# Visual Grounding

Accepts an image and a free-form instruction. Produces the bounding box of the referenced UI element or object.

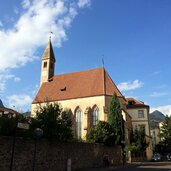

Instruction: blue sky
[0,0,171,115]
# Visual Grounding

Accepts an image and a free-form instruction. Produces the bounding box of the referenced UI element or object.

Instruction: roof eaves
[32,94,107,104]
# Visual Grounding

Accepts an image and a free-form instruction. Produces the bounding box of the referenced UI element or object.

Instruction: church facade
[31,40,131,140]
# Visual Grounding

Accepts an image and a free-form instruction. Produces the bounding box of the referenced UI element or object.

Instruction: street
[82,162,171,171]
[112,162,171,171]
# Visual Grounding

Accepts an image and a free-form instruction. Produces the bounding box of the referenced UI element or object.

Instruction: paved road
[81,162,171,171]
[113,162,171,171]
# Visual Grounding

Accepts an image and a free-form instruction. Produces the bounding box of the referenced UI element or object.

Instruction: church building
[31,39,131,140]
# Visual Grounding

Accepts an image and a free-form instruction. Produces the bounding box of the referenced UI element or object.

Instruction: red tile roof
[33,67,124,103]
[126,98,149,108]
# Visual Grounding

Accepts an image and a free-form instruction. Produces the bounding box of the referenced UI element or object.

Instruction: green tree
[86,121,116,145]
[31,103,73,141]
[158,115,171,152]
[108,92,123,144]
[125,127,148,153]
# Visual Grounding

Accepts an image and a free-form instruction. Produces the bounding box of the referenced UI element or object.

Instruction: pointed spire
[102,58,104,68]
[42,38,56,62]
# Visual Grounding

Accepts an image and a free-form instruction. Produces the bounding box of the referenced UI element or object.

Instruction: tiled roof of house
[0,106,16,114]
[33,67,124,103]
[126,97,149,108]
[0,99,16,114]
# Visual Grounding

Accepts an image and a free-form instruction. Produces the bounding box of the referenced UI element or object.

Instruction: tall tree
[108,92,123,144]
[158,115,171,152]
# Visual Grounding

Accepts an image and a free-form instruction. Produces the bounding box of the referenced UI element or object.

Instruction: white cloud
[150,105,171,116]
[6,94,32,111]
[0,0,91,72]
[77,0,91,8]
[150,92,167,97]
[5,84,38,111]
[0,73,21,93]
[117,80,143,91]
[0,0,91,93]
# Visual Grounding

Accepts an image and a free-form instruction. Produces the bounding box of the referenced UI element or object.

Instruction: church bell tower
[40,38,56,86]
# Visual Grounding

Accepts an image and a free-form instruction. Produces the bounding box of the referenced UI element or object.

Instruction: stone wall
[0,136,122,171]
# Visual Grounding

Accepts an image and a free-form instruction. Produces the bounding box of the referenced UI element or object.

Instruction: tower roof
[42,39,56,62]
[33,67,125,103]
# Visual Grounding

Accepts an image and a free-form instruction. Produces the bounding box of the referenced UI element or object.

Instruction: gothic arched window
[92,106,99,126]
[76,108,82,139]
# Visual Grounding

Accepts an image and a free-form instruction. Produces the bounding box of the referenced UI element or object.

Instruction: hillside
[0,99,4,107]
[149,110,165,129]
[22,111,31,117]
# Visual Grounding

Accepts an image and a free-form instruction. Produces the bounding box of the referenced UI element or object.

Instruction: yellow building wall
[32,95,106,139]
[32,95,132,146]
[127,108,150,136]
[127,107,153,160]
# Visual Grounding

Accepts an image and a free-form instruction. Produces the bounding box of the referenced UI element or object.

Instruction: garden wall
[0,136,122,171]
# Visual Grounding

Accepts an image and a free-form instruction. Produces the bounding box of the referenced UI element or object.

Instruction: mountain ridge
[149,110,165,128]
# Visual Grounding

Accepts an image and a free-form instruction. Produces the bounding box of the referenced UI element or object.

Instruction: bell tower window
[43,62,47,68]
